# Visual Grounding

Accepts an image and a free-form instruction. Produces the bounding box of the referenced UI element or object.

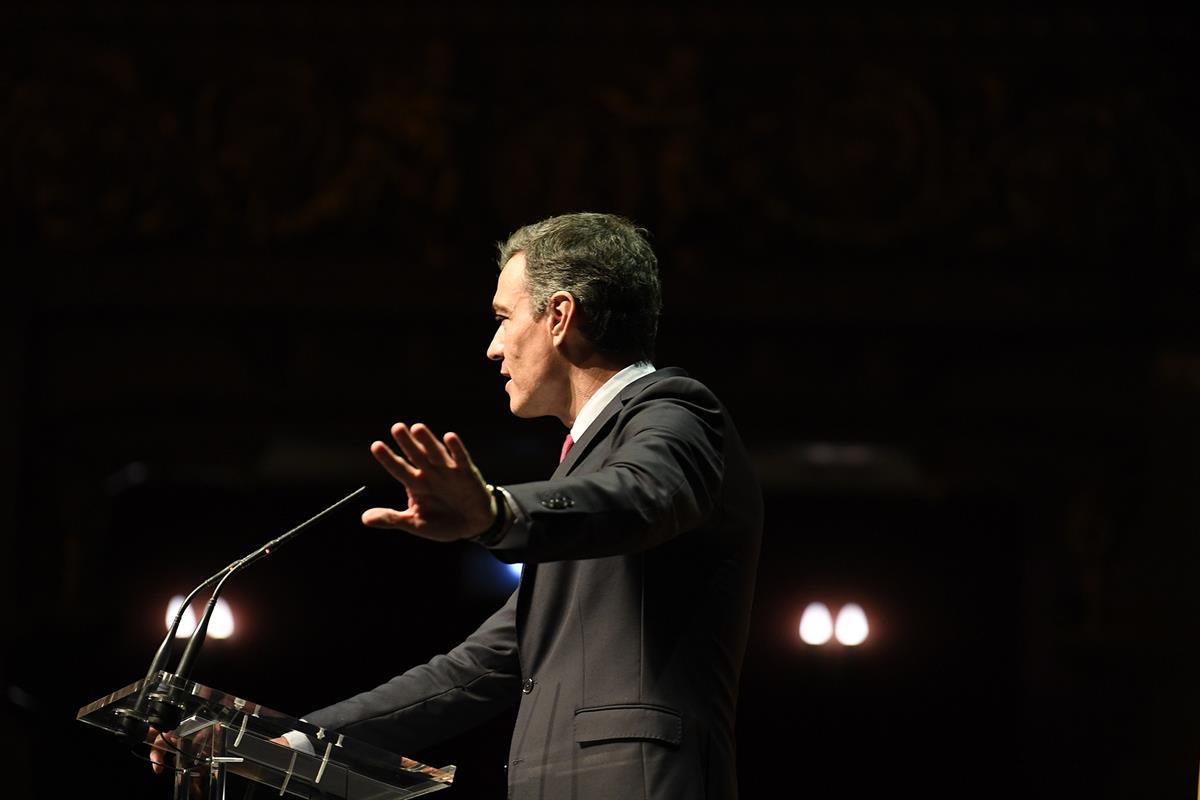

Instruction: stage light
[507,563,523,579]
[209,598,235,639]
[165,595,234,639]
[799,602,834,645]
[834,603,869,646]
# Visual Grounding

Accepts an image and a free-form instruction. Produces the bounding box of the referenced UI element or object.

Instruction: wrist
[472,484,511,546]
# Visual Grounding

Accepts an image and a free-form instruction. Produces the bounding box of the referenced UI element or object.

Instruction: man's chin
[507,396,545,419]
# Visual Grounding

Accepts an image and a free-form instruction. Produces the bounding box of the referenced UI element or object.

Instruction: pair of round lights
[799,602,869,646]
[165,595,235,639]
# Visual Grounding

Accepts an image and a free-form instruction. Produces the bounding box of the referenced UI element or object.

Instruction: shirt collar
[569,361,656,442]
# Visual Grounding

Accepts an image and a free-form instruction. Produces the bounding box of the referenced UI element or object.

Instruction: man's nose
[487,328,503,361]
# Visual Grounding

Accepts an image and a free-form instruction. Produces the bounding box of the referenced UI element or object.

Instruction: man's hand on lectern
[147,725,290,775]
[147,726,171,774]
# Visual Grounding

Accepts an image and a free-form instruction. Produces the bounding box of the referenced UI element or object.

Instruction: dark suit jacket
[305,368,763,799]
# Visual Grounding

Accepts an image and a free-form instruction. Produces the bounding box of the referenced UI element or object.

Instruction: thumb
[362,507,416,529]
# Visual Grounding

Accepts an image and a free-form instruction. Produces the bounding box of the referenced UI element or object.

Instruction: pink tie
[559,433,574,464]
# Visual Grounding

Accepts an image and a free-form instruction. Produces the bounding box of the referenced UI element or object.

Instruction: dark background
[3,5,1199,799]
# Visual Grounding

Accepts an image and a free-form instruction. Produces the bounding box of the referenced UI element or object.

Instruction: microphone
[117,486,366,744]
[117,565,228,745]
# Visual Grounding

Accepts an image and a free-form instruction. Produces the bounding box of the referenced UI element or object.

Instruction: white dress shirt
[569,361,656,444]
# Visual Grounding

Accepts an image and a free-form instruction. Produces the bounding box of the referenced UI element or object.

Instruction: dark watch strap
[473,484,510,546]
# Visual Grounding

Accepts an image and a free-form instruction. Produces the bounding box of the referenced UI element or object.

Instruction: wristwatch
[473,484,511,546]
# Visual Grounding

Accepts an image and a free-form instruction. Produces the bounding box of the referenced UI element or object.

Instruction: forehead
[493,252,528,308]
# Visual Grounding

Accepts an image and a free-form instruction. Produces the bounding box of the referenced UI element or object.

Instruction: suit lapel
[551,367,687,478]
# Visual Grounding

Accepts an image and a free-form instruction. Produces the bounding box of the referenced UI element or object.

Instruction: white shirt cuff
[280,729,315,754]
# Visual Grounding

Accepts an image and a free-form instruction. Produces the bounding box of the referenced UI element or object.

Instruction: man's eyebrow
[492,302,510,314]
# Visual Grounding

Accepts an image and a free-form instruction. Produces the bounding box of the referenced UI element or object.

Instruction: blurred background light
[165,595,234,639]
[834,603,869,646]
[459,547,524,597]
[799,602,834,645]
[165,594,196,638]
[208,597,235,639]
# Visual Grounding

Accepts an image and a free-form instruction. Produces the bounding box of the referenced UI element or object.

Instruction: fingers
[374,423,480,491]
[443,432,476,472]
[391,423,452,468]
[388,424,426,468]
[411,424,454,466]
[149,731,167,774]
[370,440,419,484]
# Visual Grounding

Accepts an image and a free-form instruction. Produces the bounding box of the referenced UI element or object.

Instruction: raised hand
[362,423,497,542]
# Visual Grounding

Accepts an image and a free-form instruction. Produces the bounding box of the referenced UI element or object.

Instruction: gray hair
[496,212,662,363]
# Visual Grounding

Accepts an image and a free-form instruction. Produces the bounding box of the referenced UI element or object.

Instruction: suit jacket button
[521,677,536,694]
[539,494,574,509]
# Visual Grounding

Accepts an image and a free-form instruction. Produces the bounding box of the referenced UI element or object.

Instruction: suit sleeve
[300,589,522,755]
[490,379,726,563]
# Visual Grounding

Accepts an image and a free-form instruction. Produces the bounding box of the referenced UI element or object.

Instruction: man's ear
[546,291,576,343]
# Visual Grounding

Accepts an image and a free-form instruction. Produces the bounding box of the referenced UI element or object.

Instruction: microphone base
[113,707,150,746]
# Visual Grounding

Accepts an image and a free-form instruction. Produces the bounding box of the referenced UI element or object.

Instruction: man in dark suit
[302,213,762,798]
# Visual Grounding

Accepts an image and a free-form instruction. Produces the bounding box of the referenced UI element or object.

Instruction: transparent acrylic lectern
[78,671,455,799]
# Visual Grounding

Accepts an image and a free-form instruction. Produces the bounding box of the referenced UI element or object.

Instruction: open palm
[361,423,496,542]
